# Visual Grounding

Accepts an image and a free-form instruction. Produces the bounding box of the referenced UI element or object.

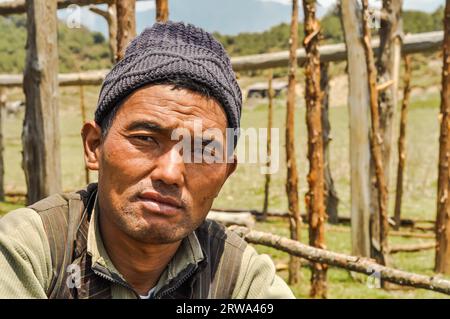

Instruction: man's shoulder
[198,218,248,251]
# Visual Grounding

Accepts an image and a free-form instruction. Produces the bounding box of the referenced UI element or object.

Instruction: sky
[0,0,446,36]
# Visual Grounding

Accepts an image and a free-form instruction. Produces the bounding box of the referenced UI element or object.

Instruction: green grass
[0,85,447,298]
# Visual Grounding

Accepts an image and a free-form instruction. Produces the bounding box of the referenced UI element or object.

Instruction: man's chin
[124,219,193,244]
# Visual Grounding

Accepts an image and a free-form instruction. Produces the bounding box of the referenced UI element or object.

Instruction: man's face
[82,85,237,244]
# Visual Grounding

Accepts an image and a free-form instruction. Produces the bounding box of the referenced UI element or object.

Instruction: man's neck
[98,212,181,296]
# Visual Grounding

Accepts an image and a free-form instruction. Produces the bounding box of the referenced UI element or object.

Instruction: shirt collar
[86,193,205,284]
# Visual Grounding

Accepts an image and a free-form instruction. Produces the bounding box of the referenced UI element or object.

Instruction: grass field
[0,83,448,298]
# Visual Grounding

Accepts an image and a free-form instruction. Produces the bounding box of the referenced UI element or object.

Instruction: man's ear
[81,121,102,171]
[225,154,238,179]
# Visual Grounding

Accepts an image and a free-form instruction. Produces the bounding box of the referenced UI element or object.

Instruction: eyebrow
[125,121,167,133]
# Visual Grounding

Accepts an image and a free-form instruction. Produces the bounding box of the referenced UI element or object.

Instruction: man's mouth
[137,191,184,215]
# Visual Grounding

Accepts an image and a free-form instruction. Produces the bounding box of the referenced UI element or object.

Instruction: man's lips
[137,191,184,215]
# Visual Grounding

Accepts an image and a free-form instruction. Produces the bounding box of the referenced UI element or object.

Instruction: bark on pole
[435,0,450,275]
[376,0,403,196]
[0,89,4,201]
[89,2,118,63]
[262,71,274,220]
[79,86,90,185]
[155,0,169,22]
[116,0,136,61]
[302,0,327,298]
[393,55,412,230]
[230,226,450,296]
[22,0,61,205]
[340,0,372,258]
[320,63,339,224]
[361,0,390,267]
[370,0,403,257]
[286,0,302,285]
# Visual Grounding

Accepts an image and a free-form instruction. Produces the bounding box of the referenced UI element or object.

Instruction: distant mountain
[59,0,327,37]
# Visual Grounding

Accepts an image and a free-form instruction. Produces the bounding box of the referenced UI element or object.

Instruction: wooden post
[302,0,327,298]
[116,0,136,61]
[376,0,403,195]
[340,0,372,258]
[435,0,450,275]
[89,2,117,63]
[370,0,403,258]
[362,0,390,267]
[79,85,90,185]
[155,0,169,22]
[22,0,61,205]
[262,71,274,220]
[393,55,412,230]
[0,89,5,201]
[286,0,302,285]
[320,63,339,224]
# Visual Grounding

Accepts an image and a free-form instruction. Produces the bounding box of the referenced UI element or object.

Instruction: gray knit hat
[95,21,242,146]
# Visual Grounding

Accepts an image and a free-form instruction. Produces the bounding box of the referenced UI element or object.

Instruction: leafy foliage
[0,14,111,73]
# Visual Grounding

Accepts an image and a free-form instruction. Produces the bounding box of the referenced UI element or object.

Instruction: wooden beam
[0,70,109,88]
[0,0,113,15]
[230,226,450,295]
[22,0,62,204]
[230,31,443,72]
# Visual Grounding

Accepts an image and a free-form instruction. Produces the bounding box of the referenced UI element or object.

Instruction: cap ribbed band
[95,21,242,146]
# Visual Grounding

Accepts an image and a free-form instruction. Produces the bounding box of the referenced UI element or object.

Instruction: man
[0,22,294,299]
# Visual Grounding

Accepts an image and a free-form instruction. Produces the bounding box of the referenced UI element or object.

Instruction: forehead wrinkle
[123,86,227,131]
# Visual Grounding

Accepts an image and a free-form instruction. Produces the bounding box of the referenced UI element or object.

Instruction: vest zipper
[155,264,198,299]
[91,266,140,298]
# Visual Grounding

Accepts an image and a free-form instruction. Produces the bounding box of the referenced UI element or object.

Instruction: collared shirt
[0,206,295,299]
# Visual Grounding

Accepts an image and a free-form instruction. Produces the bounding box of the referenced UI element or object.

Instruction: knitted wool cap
[95,21,242,146]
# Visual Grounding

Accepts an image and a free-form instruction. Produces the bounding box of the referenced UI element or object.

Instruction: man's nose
[150,146,185,187]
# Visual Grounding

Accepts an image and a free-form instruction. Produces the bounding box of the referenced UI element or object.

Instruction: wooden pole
[370,0,403,259]
[302,0,327,299]
[0,89,5,201]
[89,2,117,63]
[340,0,372,258]
[286,0,302,285]
[361,0,390,267]
[262,71,274,220]
[155,0,169,22]
[435,0,450,275]
[320,63,339,224]
[116,0,136,61]
[22,0,62,205]
[230,226,450,296]
[376,0,403,199]
[79,85,90,185]
[393,55,412,230]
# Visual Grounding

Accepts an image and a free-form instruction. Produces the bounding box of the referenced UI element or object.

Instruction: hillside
[0,14,112,73]
[0,7,445,73]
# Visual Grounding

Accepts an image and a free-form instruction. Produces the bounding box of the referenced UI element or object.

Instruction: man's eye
[133,136,156,143]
